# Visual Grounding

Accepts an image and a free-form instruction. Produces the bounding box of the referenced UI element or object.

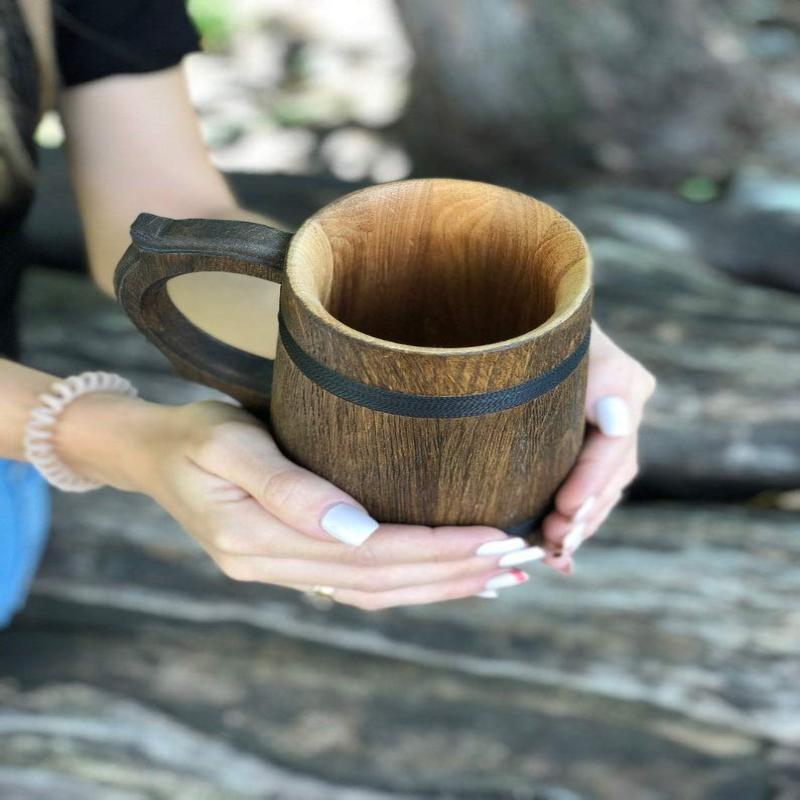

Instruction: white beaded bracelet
[23,371,138,492]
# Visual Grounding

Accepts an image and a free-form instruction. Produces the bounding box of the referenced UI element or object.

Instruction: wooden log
[0,624,772,799]
[770,747,800,800]
[2,488,795,797]
[26,489,800,744]
[0,685,411,800]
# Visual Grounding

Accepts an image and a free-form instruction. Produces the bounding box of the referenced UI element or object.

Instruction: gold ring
[303,584,337,609]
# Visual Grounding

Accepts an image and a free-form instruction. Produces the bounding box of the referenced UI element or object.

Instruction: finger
[544,484,626,563]
[544,451,634,557]
[553,430,635,519]
[541,511,571,555]
[560,486,624,555]
[197,423,381,546]
[289,568,531,610]
[209,500,535,565]
[550,322,652,527]
[582,488,624,536]
[539,482,626,572]
[542,550,574,576]
[584,322,656,437]
[213,548,545,593]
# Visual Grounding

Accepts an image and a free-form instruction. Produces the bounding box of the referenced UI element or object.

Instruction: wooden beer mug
[115,179,592,538]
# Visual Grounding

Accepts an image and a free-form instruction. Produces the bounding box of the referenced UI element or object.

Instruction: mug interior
[288,179,590,350]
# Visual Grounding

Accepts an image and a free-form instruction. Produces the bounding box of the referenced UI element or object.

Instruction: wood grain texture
[4,486,795,798]
[115,179,592,536]
[275,179,592,533]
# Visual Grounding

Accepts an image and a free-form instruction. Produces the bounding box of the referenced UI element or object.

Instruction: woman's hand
[539,322,657,573]
[58,396,542,609]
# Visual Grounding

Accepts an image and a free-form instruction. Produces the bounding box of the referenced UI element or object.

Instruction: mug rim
[285,177,592,356]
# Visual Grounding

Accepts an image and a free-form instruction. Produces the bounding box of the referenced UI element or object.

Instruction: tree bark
[395,0,768,186]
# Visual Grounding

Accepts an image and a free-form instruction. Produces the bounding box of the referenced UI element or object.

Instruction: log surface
[3,485,797,798]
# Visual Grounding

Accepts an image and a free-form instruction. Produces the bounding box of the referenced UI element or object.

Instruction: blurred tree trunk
[395,0,768,187]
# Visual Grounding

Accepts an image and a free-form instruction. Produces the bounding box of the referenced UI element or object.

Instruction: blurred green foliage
[186,0,237,51]
[678,176,720,202]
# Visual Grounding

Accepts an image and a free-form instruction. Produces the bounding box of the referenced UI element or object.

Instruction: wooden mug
[115,179,592,538]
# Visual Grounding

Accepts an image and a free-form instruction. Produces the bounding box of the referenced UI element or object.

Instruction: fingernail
[484,569,529,592]
[573,495,596,523]
[562,523,586,554]
[475,537,527,556]
[595,395,632,437]
[320,503,380,546]
[498,546,546,568]
[475,590,498,598]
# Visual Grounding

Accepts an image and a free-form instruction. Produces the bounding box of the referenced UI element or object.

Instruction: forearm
[72,196,281,299]
[0,358,161,490]
[61,67,286,298]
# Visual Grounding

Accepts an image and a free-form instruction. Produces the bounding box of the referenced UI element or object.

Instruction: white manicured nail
[498,546,546,567]
[562,523,587,553]
[573,495,596,523]
[475,590,498,598]
[484,571,529,592]
[595,395,632,437]
[475,537,527,556]
[320,503,380,546]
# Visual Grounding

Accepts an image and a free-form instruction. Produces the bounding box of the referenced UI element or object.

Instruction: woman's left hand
[540,321,657,573]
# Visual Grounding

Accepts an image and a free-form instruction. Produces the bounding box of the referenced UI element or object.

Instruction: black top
[53,0,200,87]
[0,0,199,359]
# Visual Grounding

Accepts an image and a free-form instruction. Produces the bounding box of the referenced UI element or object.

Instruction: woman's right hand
[58,395,541,609]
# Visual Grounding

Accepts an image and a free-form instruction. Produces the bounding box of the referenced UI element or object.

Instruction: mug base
[502,500,554,542]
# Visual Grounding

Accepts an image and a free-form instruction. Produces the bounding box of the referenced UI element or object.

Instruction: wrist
[55,392,171,493]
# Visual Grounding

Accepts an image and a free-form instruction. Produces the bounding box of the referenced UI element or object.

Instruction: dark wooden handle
[114,213,293,418]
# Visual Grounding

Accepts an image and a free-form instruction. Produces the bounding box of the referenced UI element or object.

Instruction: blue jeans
[0,459,51,628]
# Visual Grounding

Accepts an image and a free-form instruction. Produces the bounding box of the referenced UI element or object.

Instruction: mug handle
[114,213,293,419]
